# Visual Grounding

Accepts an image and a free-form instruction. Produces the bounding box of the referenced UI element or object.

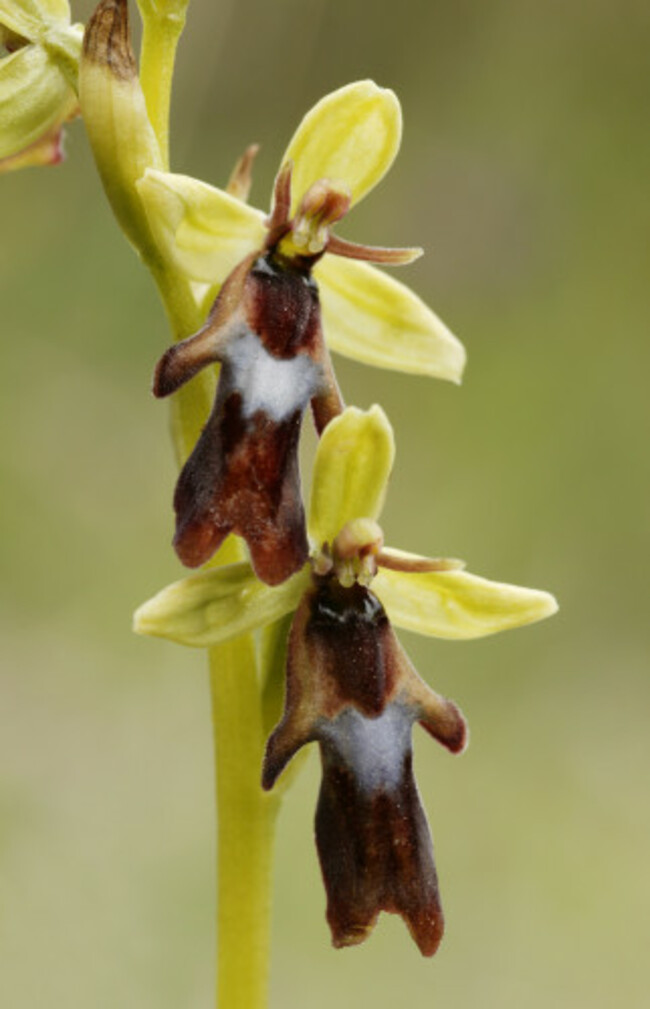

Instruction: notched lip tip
[331,924,374,950]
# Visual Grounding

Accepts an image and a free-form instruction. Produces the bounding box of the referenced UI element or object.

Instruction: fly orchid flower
[134,406,558,953]
[262,518,468,956]
[151,166,352,584]
[0,0,82,173]
[137,80,466,383]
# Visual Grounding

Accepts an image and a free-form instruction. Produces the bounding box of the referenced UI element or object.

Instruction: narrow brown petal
[265,162,293,247]
[377,549,465,574]
[326,234,423,265]
[83,0,136,81]
[226,143,260,202]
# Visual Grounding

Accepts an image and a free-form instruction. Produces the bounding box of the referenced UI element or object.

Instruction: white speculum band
[224,328,323,422]
[318,703,414,793]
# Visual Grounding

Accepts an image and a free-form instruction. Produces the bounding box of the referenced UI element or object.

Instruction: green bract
[134,406,558,649]
[136,81,467,382]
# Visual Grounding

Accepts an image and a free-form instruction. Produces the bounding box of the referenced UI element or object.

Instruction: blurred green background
[1,0,649,1006]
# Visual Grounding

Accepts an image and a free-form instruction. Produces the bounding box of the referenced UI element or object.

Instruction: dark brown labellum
[154,251,342,585]
[263,575,468,954]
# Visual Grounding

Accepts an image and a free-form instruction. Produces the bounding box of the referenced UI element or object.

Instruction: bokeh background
[2,1,649,1006]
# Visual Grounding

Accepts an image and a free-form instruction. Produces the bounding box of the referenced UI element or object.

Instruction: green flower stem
[81,4,278,1002]
[211,638,280,1009]
[137,3,188,170]
[151,259,278,1009]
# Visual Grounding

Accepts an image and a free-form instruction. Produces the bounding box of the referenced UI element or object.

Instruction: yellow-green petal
[374,567,558,640]
[137,169,266,282]
[133,562,308,648]
[315,254,466,381]
[0,0,70,39]
[0,121,63,172]
[0,44,76,159]
[309,405,395,545]
[282,80,401,214]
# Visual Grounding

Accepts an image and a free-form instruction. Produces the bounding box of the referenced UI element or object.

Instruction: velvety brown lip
[153,249,343,583]
[262,575,467,953]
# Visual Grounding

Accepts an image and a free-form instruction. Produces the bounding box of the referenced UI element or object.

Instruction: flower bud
[79,0,162,255]
[0,3,81,172]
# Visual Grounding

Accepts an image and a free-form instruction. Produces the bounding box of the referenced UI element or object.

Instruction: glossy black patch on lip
[309,577,387,626]
[306,579,393,717]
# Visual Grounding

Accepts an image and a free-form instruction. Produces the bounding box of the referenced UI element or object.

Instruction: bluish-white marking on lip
[319,704,413,792]
[224,328,322,421]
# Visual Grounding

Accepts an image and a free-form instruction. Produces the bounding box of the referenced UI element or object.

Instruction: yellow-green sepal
[315,254,466,381]
[0,0,71,39]
[133,562,308,648]
[137,169,266,282]
[0,42,77,160]
[374,566,559,640]
[308,405,395,546]
[281,80,401,214]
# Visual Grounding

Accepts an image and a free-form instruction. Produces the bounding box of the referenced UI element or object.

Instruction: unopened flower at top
[0,0,82,172]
